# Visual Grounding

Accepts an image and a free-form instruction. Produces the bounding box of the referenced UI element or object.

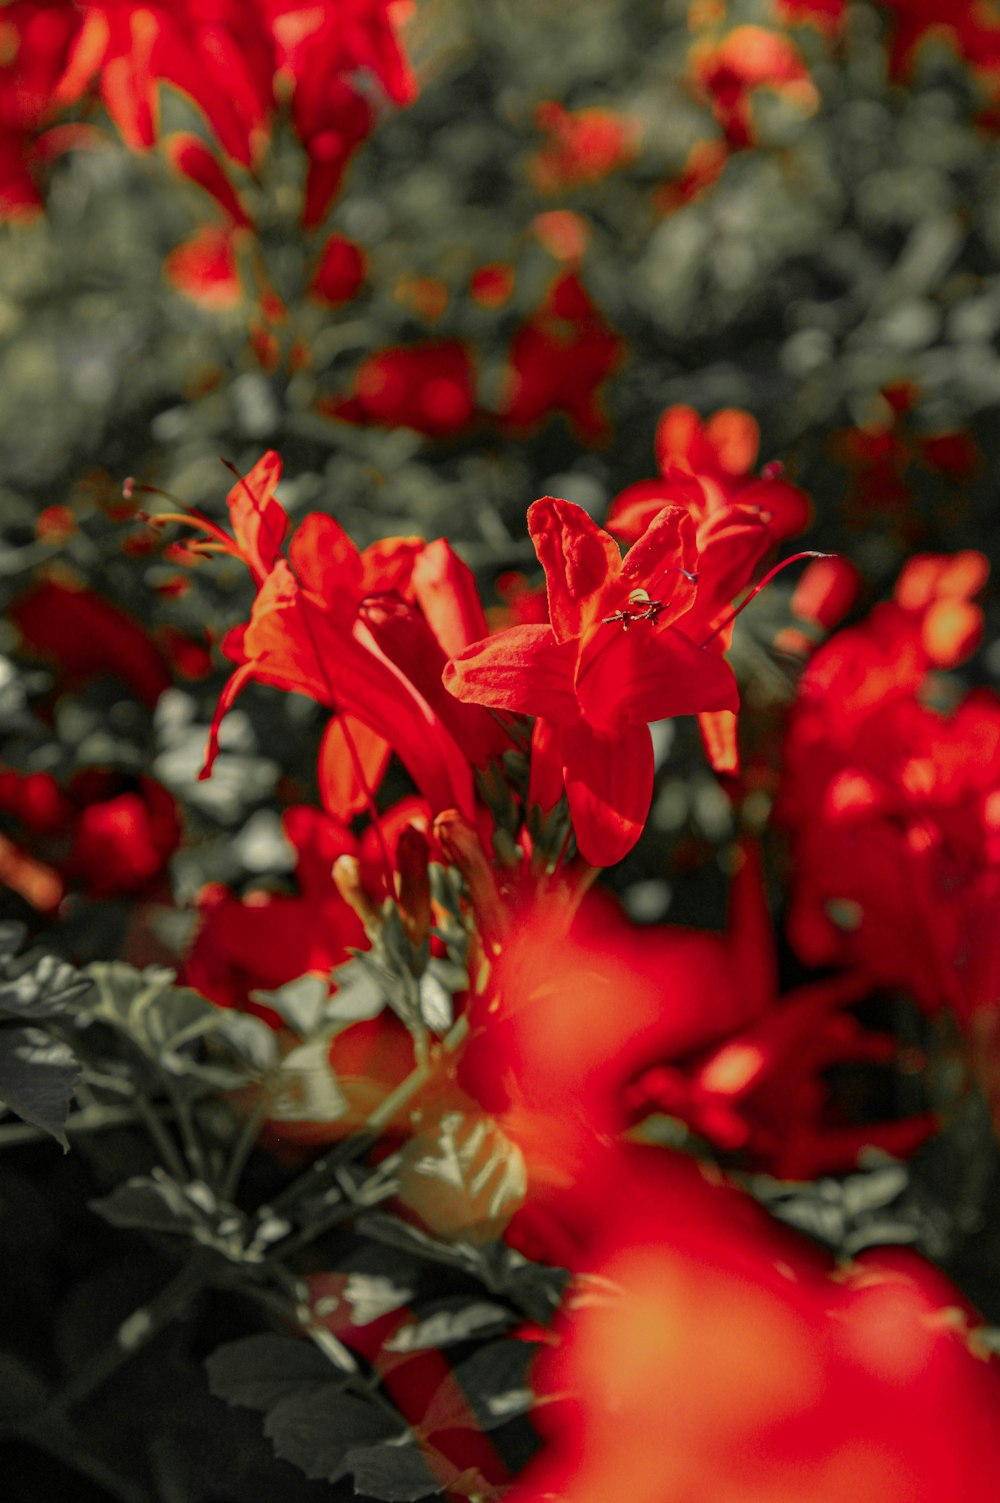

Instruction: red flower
[11,574,172,706]
[607,405,812,772]
[164,224,244,309]
[307,231,367,308]
[528,102,640,193]
[67,772,180,897]
[444,498,738,867]
[499,272,623,442]
[183,805,365,1018]
[690,24,818,149]
[190,455,508,822]
[321,341,477,438]
[779,561,1000,1039]
[509,1149,1000,1503]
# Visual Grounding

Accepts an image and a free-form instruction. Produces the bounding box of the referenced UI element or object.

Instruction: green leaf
[356,1214,483,1279]
[384,1300,512,1353]
[206,1334,349,1412]
[269,1036,349,1122]
[396,1110,526,1242]
[345,1441,454,1501]
[263,1387,403,1481]
[0,1025,79,1148]
[89,1169,271,1264]
[328,960,388,1022]
[420,1340,538,1433]
[0,949,93,1021]
[212,1011,279,1073]
[81,962,226,1062]
[250,974,330,1037]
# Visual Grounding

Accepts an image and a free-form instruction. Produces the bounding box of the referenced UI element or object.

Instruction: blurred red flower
[509,1149,1000,1503]
[528,102,640,193]
[499,272,623,442]
[321,341,477,437]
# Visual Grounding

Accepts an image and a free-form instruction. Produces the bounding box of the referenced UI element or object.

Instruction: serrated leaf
[264,1386,403,1481]
[250,975,330,1037]
[82,962,225,1061]
[0,1025,79,1147]
[270,1036,348,1122]
[420,1340,539,1434]
[211,1011,279,1073]
[396,1110,526,1243]
[328,960,387,1022]
[343,1273,415,1326]
[89,1169,256,1262]
[0,951,93,1021]
[207,1334,349,1412]
[384,1301,512,1353]
[345,1440,454,1501]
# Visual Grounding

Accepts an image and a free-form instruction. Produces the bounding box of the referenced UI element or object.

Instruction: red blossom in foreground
[445,497,739,867]
[508,1149,1000,1503]
[459,844,933,1190]
[178,454,507,823]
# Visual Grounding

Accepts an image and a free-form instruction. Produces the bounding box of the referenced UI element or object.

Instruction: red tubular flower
[499,272,624,442]
[193,456,485,820]
[183,805,365,1019]
[307,232,367,308]
[778,559,1000,1046]
[444,498,739,867]
[11,575,172,706]
[321,342,478,438]
[164,224,244,309]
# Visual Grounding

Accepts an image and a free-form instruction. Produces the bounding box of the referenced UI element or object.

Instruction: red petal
[319,714,392,821]
[444,625,579,720]
[412,539,490,657]
[289,513,363,604]
[560,720,653,866]
[165,133,252,226]
[528,497,621,644]
[577,624,740,730]
[619,504,699,620]
[225,451,286,584]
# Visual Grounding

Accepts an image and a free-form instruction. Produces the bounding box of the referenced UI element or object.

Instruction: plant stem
[47,1252,215,1416]
[220,1095,269,1201]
